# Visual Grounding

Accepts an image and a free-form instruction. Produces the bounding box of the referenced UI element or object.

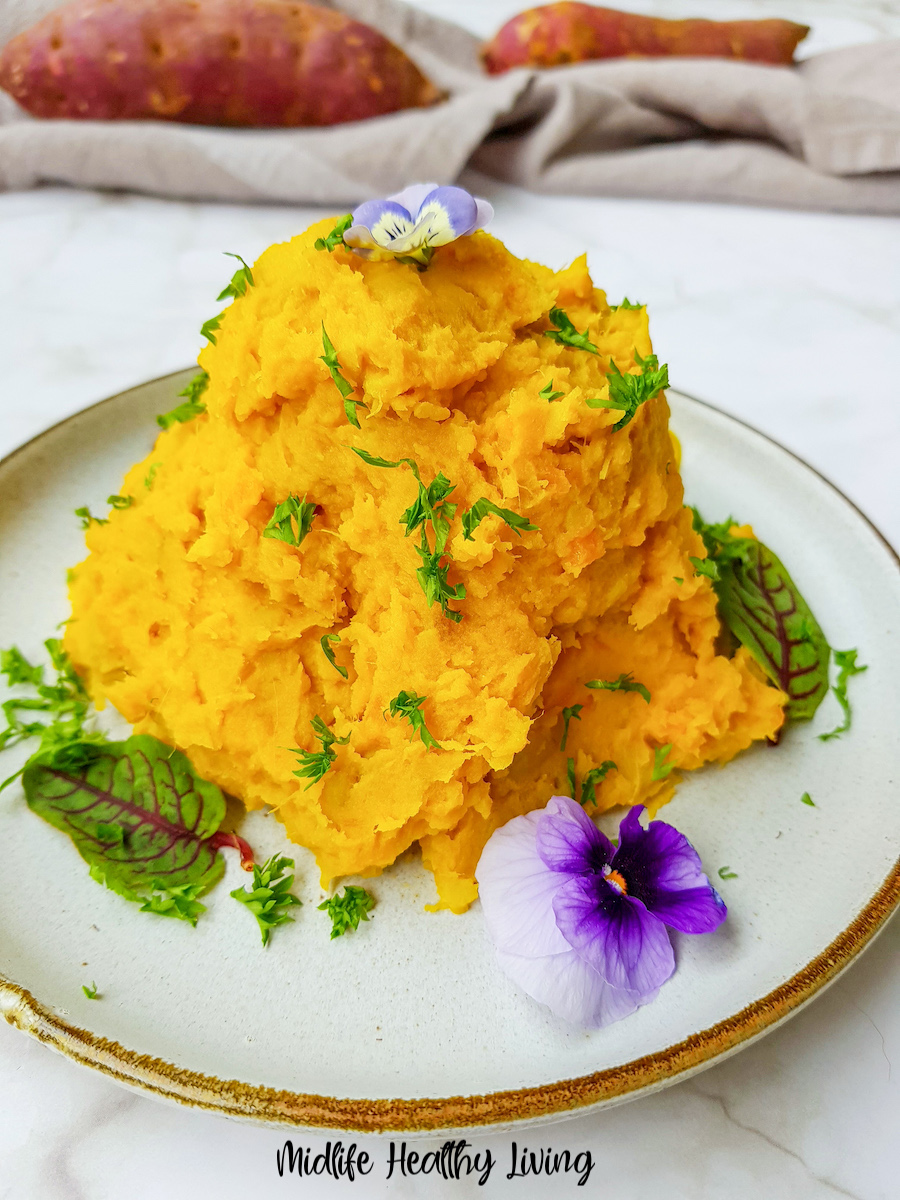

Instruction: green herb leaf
[674,576,684,586]
[818,648,867,742]
[544,307,599,354]
[0,640,93,760]
[610,298,644,311]
[801,791,816,806]
[351,447,419,475]
[231,854,301,946]
[200,313,223,346]
[559,703,583,752]
[580,761,617,808]
[144,463,161,490]
[74,506,108,530]
[82,982,100,999]
[414,536,466,623]
[386,691,441,750]
[539,379,564,402]
[461,499,537,542]
[157,372,209,429]
[689,555,720,582]
[717,866,738,880]
[320,325,366,427]
[586,352,668,431]
[140,880,208,927]
[216,252,254,302]
[262,495,317,547]
[290,715,349,789]
[315,214,353,253]
[107,494,134,510]
[318,885,374,938]
[586,673,651,704]
[652,744,674,781]
[320,633,348,680]
[1,647,43,688]
[691,511,832,723]
[566,756,577,800]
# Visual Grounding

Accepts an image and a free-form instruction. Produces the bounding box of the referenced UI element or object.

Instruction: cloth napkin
[1,0,899,212]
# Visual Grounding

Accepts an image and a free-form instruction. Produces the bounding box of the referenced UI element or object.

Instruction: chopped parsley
[107,494,133,510]
[140,881,208,927]
[610,298,644,311]
[318,885,374,939]
[200,313,223,345]
[689,555,720,581]
[586,352,669,431]
[74,506,107,529]
[652,744,674,781]
[586,673,651,704]
[231,854,301,946]
[262,495,317,547]
[157,370,209,429]
[290,715,349,789]
[818,648,867,742]
[82,982,100,1000]
[321,325,366,428]
[580,761,617,808]
[674,576,684,586]
[144,463,161,489]
[216,252,254,302]
[1,639,92,761]
[320,633,348,679]
[717,866,738,880]
[386,691,441,750]
[460,498,536,541]
[801,792,816,806]
[559,703,583,752]
[539,379,564,402]
[544,307,599,354]
[315,214,353,252]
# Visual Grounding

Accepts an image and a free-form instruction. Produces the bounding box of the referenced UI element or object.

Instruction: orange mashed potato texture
[65,223,784,912]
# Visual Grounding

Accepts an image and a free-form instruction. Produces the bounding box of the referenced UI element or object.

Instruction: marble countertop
[1,1,899,1197]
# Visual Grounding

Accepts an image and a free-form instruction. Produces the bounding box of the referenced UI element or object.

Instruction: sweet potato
[482,2,809,73]
[0,0,441,126]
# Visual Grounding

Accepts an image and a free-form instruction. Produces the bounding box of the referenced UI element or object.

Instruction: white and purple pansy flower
[476,797,726,1028]
[343,183,493,266]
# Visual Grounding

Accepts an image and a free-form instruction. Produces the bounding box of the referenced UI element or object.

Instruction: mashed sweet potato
[65,222,784,912]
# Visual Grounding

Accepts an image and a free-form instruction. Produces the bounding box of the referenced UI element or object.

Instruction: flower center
[602,865,628,895]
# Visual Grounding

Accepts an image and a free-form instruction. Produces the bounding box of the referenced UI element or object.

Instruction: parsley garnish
[321,325,366,428]
[801,792,816,806]
[320,633,348,679]
[610,298,643,311]
[674,576,684,585]
[689,555,719,581]
[319,885,374,938]
[461,499,537,542]
[559,703,583,751]
[74,506,107,529]
[290,715,349,789]
[315,214,353,252]
[539,379,564,402]
[216,252,254,301]
[1,646,43,688]
[140,881,208,927]
[586,673,650,704]
[544,307,599,354]
[144,463,161,489]
[386,691,441,750]
[717,866,738,880]
[157,370,209,429]
[200,313,223,345]
[580,761,617,808]
[1,640,93,761]
[566,756,577,799]
[231,854,301,946]
[82,982,100,1000]
[652,744,674,781]
[818,648,867,742]
[107,494,133,510]
[262,495,317,547]
[586,352,669,431]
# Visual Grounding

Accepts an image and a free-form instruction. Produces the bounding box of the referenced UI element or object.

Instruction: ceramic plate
[1,371,898,1135]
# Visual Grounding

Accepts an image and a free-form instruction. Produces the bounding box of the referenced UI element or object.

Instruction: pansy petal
[347,200,414,249]
[414,186,479,243]
[476,810,573,958]
[536,795,614,875]
[553,874,675,994]
[342,223,379,251]
[473,197,494,231]
[495,947,653,1029]
[387,182,441,216]
[614,807,727,934]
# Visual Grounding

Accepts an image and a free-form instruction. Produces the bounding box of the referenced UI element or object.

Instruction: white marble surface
[1,0,900,1197]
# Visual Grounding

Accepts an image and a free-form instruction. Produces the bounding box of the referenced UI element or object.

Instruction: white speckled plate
[0,372,898,1135]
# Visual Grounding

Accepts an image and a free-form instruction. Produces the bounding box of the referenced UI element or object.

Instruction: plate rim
[2,370,898,1134]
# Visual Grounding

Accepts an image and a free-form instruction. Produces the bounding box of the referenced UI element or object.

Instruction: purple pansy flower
[476,797,726,1028]
[343,183,493,266]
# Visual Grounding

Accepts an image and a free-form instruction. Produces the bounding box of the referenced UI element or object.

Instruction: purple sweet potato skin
[0,0,441,126]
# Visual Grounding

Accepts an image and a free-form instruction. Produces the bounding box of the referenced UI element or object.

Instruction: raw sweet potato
[482,2,809,73]
[0,0,441,126]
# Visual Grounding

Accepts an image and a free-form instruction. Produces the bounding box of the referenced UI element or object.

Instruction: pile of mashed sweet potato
[65,222,784,912]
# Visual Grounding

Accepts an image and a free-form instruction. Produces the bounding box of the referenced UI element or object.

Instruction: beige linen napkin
[1,0,899,211]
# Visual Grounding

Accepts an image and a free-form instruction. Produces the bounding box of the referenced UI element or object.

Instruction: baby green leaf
[82,981,100,999]
[717,866,738,880]
[580,761,617,808]
[586,673,651,704]
[318,885,374,938]
[216,252,254,302]
[692,511,832,723]
[587,352,668,431]
[461,499,537,542]
[290,715,349,789]
[559,703,583,752]
[539,379,564,402]
[819,648,867,742]
[200,313,223,346]
[544,307,599,354]
[107,494,134,510]
[320,633,348,680]
[320,325,366,428]
[140,881,208,927]
[315,214,353,252]
[386,690,441,750]
[231,854,301,946]
[652,744,674,781]
[801,791,816,806]
[157,372,208,429]
[262,495,317,547]
[75,506,108,530]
